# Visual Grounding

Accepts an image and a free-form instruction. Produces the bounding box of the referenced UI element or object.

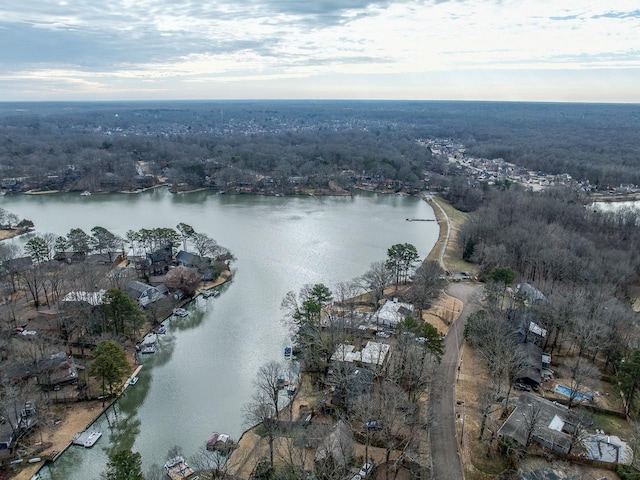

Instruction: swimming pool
[555,384,593,402]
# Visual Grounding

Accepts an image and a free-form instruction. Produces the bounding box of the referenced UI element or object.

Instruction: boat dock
[164,455,195,480]
[72,430,102,448]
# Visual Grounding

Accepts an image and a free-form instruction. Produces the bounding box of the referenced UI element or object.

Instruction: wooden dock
[164,456,195,480]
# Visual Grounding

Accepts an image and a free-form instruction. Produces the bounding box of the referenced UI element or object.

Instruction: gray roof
[517,342,543,385]
[498,392,578,454]
[516,282,548,304]
[126,280,154,297]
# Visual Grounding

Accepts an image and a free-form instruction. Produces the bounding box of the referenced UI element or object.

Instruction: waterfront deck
[164,455,195,480]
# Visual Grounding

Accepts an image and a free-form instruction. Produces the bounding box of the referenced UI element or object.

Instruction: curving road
[429,283,480,480]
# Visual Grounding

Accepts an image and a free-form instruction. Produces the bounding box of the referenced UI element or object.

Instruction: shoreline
[13,194,446,480]
[18,274,233,480]
[0,227,31,242]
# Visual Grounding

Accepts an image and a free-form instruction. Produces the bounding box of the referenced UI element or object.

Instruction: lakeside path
[424,195,451,271]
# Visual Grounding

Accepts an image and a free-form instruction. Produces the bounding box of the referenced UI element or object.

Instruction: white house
[331,341,390,367]
[373,298,414,328]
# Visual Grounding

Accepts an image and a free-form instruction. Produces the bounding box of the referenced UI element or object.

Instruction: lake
[1,189,438,479]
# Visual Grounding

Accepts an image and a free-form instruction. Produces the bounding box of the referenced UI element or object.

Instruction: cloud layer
[0,0,638,101]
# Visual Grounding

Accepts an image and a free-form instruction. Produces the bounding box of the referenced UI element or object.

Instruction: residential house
[86,251,125,266]
[314,420,353,468]
[373,298,414,328]
[331,341,390,369]
[515,342,543,388]
[515,283,548,305]
[146,245,173,275]
[54,251,86,264]
[61,290,107,309]
[175,250,206,269]
[497,392,578,454]
[2,256,33,275]
[36,351,78,388]
[0,422,15,461]
[125,281,163,307]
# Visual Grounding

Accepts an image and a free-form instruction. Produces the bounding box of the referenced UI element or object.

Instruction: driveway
[429,283,481,480]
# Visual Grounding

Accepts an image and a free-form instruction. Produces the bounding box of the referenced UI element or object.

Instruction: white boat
[157,324,167,334]
[140,343,156,354]
[72,430,102,448]
[202,289,219,298]
[80,191,91,196]
[129,376,139,385]
[173,308,189,317]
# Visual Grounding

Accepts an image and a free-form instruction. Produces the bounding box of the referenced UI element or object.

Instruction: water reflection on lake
[2,189,438,479]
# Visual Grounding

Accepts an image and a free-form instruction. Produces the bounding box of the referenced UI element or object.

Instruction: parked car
[359,460,374,478]
[514,382,531,391]
[365,420,382,430]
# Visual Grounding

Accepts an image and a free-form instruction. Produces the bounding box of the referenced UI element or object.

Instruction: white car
[359,460,374,478]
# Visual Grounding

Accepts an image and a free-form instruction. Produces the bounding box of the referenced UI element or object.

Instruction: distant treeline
[0,100,638,193]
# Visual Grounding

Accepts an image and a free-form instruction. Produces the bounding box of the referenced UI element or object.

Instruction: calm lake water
[2,189,438,479]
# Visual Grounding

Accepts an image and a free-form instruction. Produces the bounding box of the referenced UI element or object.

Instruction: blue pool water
[555,384,593,402]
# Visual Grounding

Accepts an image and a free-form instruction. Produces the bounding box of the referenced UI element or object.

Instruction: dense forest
[0,101,638,194]
[459,186,640,371]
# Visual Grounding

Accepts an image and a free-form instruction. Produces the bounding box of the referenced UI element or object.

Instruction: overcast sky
[1,0,639,102]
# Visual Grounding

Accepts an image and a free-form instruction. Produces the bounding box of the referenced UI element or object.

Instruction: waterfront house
[125,281,163,307]
[146,245,173,275]
[372,298,414,328]
[175,250,205,269]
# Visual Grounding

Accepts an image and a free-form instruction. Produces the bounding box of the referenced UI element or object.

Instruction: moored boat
[172,308,189,317]
[80,191,91,196]
[202,289,219,298]
[129,376,139,385]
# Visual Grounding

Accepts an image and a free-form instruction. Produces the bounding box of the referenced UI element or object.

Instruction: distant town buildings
[420,137,638,195]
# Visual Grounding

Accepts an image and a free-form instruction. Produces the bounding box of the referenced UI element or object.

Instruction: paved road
[429,283,480,480]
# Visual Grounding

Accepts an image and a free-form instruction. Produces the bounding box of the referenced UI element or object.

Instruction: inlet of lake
[1,188,439,479]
